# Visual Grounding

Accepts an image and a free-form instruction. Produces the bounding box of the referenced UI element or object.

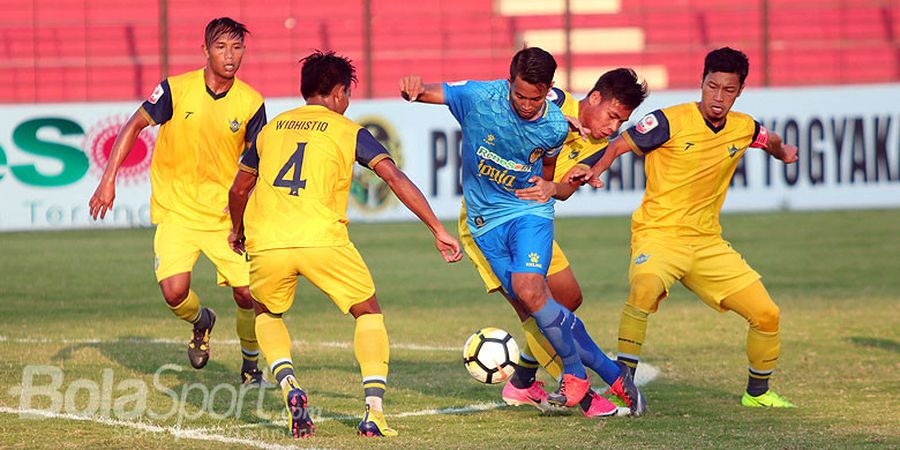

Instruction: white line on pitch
[0,406,324,450]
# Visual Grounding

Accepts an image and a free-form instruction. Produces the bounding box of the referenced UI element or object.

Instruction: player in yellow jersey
[88,18,267,383]
[569,47,800,409]
[452,69,650,416]
[228,51,462,439]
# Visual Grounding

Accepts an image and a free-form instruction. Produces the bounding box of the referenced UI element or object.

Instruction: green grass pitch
[1,210,898,449]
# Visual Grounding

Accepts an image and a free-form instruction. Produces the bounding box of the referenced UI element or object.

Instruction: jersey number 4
[274,143,307,196]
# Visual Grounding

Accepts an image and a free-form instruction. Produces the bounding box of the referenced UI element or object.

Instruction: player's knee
[627,274,665,313]
[753,303,780,332]
[160,286,189,306]
[349,295,382,318]
[232,287,254,309]
[559,288,583,312]
[513,284,544,309]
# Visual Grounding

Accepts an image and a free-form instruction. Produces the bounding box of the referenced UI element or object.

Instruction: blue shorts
[472,215,553,296]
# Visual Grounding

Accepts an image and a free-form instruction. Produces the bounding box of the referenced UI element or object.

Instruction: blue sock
[571,315,621,386]
[532,299,586,379]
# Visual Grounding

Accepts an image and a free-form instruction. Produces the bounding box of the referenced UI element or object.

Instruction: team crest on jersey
[727,144,740,158]
[634,253,650,265]
[635,114,658,134]
[148,84,164,104]
[529,148,543,163]
[229,118,242,133]
[526,252,543,268]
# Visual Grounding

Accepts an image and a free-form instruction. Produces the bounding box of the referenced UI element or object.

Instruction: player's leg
[459,209,553,410]
[249,248,314,438]
[301,244,397,437]
[200,228,263,383]
[616,238,688,375]
[721,281,794,407]
[502,216,590,407]
[682,238,793,407]
[154,223,215,369]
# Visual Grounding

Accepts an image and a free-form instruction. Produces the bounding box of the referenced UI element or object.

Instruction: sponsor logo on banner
[350,116,402,213]
[85,115,155,184]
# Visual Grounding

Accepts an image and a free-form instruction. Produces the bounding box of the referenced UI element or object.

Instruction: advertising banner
[1,84,898,231]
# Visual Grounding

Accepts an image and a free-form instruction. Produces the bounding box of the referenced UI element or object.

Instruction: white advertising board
[0,84,897,231]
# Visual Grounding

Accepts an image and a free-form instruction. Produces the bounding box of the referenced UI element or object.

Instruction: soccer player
[569,47,799,408]
[453,69,650,417]
[88,18,267,383]
[399,47,636,414]
[228,51,462,439]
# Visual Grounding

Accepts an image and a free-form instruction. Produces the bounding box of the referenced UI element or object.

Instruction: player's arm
[568,138,633,189]
[373,159,462,263]
[399,75,444,104]
[752,122,798,163]
[228,141,261,255]
[89,80,172,220]
[87,109,150,220]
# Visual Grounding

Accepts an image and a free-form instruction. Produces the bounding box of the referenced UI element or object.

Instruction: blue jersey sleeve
[245,103,267,143]
[239,138,260,174]
[623,110,670,155]
[442,81,480,123]
[140,80,173,125]
[356,127,393,170]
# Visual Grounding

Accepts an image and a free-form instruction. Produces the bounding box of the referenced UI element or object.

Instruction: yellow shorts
[458,203,569,293]
[248,244,376,315]
[153,222,249,286]
[629,235,760,311]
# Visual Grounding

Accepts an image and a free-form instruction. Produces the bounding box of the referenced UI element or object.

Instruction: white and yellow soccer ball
[463,328,519,384]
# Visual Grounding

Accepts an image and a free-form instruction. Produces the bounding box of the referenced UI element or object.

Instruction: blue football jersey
[443,79,568,237]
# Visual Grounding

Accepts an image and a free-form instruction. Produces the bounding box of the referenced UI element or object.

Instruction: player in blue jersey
[400,47,644,416]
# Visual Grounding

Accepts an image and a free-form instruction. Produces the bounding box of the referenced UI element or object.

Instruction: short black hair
[204,17,249,48]
[299,50,358,99]
[703,47,750,85]
[509,47,557,87]
[588,68,648,111]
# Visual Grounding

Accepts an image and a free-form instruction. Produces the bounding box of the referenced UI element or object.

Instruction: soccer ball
[462,327,519,384]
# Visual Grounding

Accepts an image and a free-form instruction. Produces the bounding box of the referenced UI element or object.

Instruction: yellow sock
[747,327,780,374]
[522,317,562,379]
[354,313,389,398]
[618,303,649,368]
[236,307,260,364]
[255,313,294,384]
[168,290,201,323]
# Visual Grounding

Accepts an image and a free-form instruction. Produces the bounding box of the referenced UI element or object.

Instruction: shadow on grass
[847,336,900,354]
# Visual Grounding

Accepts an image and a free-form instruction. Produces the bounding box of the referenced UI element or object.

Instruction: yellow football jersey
[621,102,769,238]
[140,68,266,230]
[547,87,609,183]
[239,105,392,252]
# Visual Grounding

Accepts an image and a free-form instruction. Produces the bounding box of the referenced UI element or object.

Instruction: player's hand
[780,144,799,164]
[399,75,425,102]
[515,176,556,203]
[434,230,463,263]
[566,167,605,189]
[228,230,246,255]
[565,115,590,141]
[88,179,116,220]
